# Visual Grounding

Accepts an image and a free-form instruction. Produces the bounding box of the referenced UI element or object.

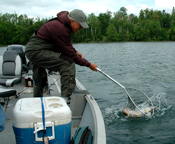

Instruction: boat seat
[0,85,16,112]
[7,45,32,73]
[0,51,23,87]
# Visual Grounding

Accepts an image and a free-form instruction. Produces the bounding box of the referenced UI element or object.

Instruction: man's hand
[75,52,97,71]
[76,51,84,59]
[89,63,97,71]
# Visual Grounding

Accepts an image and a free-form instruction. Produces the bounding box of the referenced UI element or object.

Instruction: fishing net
[97,68,155,117]
[125,87,154,116]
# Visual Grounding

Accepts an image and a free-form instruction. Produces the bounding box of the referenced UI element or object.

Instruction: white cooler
[13,97,72,144]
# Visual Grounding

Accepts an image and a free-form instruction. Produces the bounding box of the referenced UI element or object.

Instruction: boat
[0,45,106,144]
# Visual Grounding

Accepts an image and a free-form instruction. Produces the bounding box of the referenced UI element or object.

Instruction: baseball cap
[69,9,89,28]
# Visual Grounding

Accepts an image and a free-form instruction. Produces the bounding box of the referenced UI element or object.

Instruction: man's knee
[60,62,76,97]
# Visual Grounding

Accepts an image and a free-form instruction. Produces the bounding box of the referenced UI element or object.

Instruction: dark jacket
[26,11,90,67]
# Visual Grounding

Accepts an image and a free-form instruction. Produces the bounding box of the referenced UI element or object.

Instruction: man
[25,9,97,97]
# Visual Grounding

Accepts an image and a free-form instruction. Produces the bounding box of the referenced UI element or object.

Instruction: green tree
[170,27,175,40]
[98,11,112,36]
[150,20,161,40]
[133,24,146,41]
[86,13,101,41]
[139,9,144,21]
[106,23,119,41]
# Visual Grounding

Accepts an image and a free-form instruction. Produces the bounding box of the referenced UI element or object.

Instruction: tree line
[1,7,175,45]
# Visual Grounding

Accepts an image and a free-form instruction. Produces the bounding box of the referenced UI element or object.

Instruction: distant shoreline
[1,40,175,47]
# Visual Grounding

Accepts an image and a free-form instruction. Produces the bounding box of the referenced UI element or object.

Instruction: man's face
[70,20,83,33]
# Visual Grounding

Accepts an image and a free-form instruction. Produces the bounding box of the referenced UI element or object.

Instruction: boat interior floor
[0,73,84,143]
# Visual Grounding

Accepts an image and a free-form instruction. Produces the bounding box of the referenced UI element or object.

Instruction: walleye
[122,106,156,118]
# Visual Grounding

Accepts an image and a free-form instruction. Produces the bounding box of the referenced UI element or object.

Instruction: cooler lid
[13,97,72,126]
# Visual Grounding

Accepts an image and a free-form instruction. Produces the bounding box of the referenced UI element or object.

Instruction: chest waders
[25,18,76,97]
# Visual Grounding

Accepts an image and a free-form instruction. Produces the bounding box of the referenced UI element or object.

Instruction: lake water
[1,42,175,144]
[74,42,175,144]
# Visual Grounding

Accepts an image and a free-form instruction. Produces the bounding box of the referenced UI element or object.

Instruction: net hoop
[125,87,155,117]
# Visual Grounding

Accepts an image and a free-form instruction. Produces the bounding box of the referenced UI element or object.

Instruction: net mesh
[125,88,154,113]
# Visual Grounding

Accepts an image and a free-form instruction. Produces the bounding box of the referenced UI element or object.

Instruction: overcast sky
[1,0,175,19]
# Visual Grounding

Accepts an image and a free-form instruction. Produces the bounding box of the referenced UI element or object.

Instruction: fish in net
[123,88,155,117]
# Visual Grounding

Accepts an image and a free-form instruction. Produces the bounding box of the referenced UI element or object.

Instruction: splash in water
[104,91,170,125]
[150,91,171,117]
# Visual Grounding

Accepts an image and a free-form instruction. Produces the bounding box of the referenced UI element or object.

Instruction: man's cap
[69,9,89,28]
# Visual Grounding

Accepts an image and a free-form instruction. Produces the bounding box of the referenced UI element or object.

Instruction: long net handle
[97,68,125,89]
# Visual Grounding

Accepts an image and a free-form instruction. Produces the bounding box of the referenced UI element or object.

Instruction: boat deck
[0,72,106,144]
[0,79,37,143]
[0,73,70,143]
